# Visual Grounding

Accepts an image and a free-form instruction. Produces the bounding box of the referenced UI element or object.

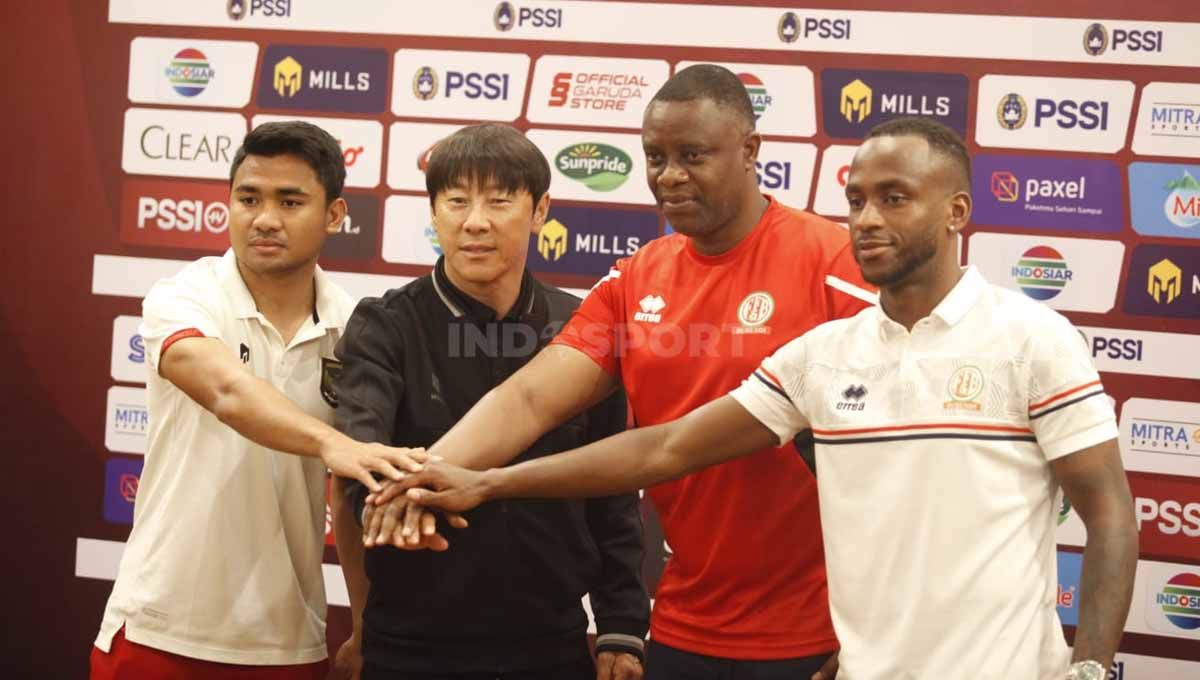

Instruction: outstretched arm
[1052,438,1137,670]
[405,395,779,512]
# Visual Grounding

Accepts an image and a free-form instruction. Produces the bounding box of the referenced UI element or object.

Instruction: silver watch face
[1067,660,1106,680]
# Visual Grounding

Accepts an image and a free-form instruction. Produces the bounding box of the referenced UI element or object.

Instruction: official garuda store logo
[555,143,632,192]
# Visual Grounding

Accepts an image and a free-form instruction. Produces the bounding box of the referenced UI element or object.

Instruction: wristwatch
[1065,660,1106,680]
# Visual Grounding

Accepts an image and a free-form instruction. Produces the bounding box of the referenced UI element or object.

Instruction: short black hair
[649,64,756,130]
[864,117,971,190]
[230,120,345,202]
[424,123,550,209]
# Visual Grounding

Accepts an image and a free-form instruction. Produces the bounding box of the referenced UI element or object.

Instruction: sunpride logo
[1158,572,1200,630]
[556,143,631,192]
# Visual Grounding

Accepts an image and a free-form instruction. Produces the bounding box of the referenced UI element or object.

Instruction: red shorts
[90,627,329,680]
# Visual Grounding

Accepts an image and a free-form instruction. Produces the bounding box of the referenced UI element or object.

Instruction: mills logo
[739,73,772,120]
[1157,573,1200,631]
[538,219,569,261]
[841,79,871,123]
[1012,246,1072,300]
[165,48,214,97]
[555,143,632,192]
[274,56,302,97]
[1147,258,1183,304]
[997,93,1028,130]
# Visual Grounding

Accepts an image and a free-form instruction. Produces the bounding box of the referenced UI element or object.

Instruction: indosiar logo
[1012,245,1072,300]
[538,219,569,261]
[997,93,1028,130]
[739,73,772,120]
[274,56,302,97]
[1147,258,1183,304]
[841,79,871,123]
[1157,573,1200,630]
[555,143,632,192]
[165,48,214,97]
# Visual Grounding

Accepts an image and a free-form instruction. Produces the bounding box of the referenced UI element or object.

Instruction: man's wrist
[480,467,506,502]
[1065,660,1106,680]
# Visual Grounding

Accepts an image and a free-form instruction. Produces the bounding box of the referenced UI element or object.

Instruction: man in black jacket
[330,123,649,680]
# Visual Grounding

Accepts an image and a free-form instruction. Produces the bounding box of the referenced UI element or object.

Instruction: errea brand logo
[635,295,665,323]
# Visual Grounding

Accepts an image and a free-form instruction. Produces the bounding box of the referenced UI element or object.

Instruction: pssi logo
[999,93,1110,131]
[227,0,291,20]
[777,12,851,42]
[493,2,562,31]
[1082,22,1164,56]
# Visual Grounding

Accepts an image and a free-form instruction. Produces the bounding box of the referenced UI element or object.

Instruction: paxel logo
[776,12,851,42]
[1122,244,1200,320]
[1129,162,1200,239]
[112,315,148,384]
[1082,22,1164,56]
[972,154,1122,233]
[122,108,246,180]
[493,2,562,30]
[527,206,658,277]
[120,178,232,252]
[103,458,144,525]
[976,76,1133,153]
[257,45,388,114]
[822,69,968,139]
[227,0,291,20]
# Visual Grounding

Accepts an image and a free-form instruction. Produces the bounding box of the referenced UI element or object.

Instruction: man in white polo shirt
[397,118,1139,680]
[91,121,424,680]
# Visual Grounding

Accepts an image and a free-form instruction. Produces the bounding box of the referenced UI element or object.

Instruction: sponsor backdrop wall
[2,1,1197,677]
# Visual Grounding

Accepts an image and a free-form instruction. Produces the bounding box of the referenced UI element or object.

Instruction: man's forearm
[332,476,370,634]
[209,369,345,459]
[428,380,564,470]
[1072,516,1138,667]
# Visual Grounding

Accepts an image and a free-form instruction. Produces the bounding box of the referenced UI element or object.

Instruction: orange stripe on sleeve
[1029,380,1102,411]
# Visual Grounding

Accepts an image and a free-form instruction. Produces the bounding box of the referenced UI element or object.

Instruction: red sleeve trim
[161,328,205,360]
[1029,380,1103,411]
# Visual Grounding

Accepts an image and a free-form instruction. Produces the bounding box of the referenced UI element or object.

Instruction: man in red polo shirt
[366,64,875,679]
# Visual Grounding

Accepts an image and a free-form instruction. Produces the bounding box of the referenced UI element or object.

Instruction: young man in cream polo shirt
[90,121,425,680]
[397,118,1139,680]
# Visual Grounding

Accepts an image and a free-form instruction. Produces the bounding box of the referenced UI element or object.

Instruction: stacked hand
[321,438,431,493]
[361,460,486,550]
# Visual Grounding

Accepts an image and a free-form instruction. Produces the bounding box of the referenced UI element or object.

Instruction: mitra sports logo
[1132,82,1200,159]
[527,206,658,277]
[1122,244,1200,319]
[821,69,968,139]
[106,386,148,455]
[1129,162,1200,239]
[1119,398,1200,477]
[972,154,1122,233]
[257,45,388,114]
